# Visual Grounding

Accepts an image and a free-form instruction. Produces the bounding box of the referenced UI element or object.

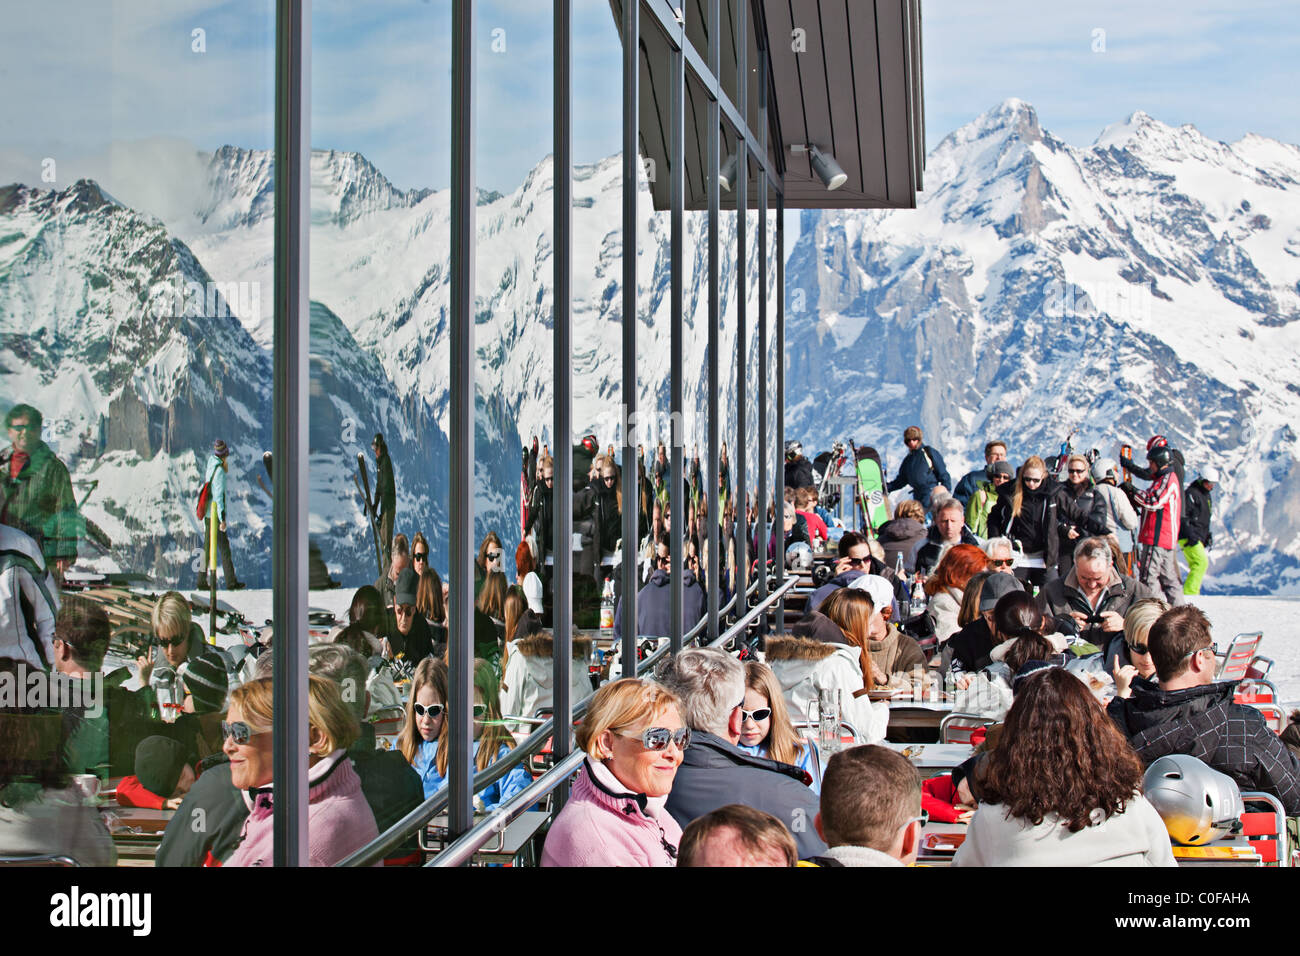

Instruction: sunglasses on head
[221,721,266,745]
[413,702,445,719]
[741,707,772,723]
[614,726,691,752]
[413,551,428,561]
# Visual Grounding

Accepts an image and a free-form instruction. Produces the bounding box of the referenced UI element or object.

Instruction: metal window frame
[620,0,639,675]
[275,0,788,863]
[733,0,747,624]
[552,0,574,807]
[271,0,310,868]
[446,0,477,841]
[668,9,685,656]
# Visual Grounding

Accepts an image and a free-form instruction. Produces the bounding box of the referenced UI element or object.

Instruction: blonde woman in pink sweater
[541,679,687,867]
[222,677,379,867]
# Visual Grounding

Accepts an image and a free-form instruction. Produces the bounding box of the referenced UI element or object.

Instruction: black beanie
[135,736,190,799]
[183,651,229,714]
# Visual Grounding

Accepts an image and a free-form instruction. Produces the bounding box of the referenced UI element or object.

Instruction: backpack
[195,459,219,521]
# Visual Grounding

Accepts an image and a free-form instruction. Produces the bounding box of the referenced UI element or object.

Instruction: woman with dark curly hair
[953,668,1175,866]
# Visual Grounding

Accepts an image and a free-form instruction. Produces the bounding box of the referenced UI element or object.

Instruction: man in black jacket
[784,441,815,491]
[657,648,827,858]
[1039,537,1155,648]
[886,426,952,511]
[1107,605,1300,813]
[371,433,396,563]
[913,497,981,576]
[1180,467,1217,596]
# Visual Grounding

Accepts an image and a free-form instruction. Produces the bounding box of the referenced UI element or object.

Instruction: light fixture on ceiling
[790,143,848,191]
[719,152,738,192]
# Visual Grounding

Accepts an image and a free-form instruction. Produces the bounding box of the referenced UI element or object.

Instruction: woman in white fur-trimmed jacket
[762,591,890,745]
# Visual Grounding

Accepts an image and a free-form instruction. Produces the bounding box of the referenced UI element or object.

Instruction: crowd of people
[2,399,1294,870]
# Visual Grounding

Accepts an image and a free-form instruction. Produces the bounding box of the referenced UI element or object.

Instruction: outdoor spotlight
[808,145,847,190]
[791,143,847,191]
[719,152,738,191]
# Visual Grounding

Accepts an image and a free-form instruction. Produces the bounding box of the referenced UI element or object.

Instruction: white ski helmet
[1142,754,1244,845]
[1199,466,1221,484]
[1091,457,1119,483]
[784,440,803,460]
[785,542,814,571]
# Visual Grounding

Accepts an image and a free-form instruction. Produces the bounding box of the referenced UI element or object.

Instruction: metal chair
[1247,702,1288,734]
[1215,632,1263,682]
[0,855,79,867]
[1240,791,1289,867]
[1234,679,1280,706]
[939,712,995,746]
[792,719,860,748]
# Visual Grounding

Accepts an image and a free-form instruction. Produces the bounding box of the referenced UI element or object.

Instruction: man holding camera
[1038,537,1156,647]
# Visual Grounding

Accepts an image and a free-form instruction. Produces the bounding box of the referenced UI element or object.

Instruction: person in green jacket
[965,460,1014,539]
[1,404,82,581]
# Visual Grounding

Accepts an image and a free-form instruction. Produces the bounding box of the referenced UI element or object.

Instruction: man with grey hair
[657,647,827,858]
[1038,536,1155,647]
[913,496,981,576]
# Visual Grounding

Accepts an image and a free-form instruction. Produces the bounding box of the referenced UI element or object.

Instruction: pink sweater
[541,758,681,867]
[225,750,380,867]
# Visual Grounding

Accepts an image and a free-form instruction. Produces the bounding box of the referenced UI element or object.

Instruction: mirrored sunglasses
[614,726,691,752]
[221,721,265,745]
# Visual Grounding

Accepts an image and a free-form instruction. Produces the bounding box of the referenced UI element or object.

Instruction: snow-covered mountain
[0,178,273,582]
[784,99,1300,594]
[1,145,764,587]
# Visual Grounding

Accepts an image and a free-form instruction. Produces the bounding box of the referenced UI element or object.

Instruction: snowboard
[854,447,889,533]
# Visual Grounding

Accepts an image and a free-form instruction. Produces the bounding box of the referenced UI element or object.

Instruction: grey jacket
[664,730,827,859]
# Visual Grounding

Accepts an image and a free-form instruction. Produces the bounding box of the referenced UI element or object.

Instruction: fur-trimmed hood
[511,633,592,660]
[763,635,848,662]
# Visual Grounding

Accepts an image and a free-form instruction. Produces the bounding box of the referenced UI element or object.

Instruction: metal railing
[416,577,797,866]
[429,750,586,867]
[707,576,797,649]
[340,573,790,867]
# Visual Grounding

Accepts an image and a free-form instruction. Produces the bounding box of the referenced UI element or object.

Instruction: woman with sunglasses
[541,678,687,867]
[590,454,622,581]
[736,662,819,793]
[1052,454,1110,578]
[988,456,1057,590]
[1108,599,1169,699]
[398,658,529,808]
[136,591,206,687]
[475,532,504,599]
[953,668,1174,867]
[223,676,379,867]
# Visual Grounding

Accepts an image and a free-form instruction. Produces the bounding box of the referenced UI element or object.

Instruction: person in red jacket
[116,736,195,810]
[921,765,977,824]
[1126,437,1183,605]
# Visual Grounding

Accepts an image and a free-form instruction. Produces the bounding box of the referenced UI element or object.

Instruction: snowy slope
[784,100,1300,594]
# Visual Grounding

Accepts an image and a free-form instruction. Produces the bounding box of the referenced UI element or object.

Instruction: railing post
[271,0,310,868]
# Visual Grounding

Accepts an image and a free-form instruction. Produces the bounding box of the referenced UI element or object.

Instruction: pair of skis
[354,453,384,576]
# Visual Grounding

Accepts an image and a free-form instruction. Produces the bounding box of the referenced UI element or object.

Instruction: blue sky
[1,1,1296,198]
